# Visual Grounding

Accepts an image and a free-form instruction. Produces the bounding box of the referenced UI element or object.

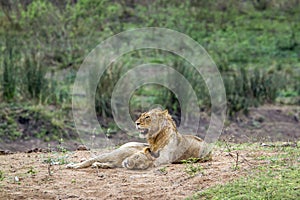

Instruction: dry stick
[235,152,239,170]
[223,141,239,170]
[47,144,52,176]
[223,140,253,169]
[48,163,52,176]
[95,164,101,177]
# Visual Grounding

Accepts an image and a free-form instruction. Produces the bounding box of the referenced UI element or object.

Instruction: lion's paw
[121,158,131,169]
[66,163,80,169]
[66,163,75,169]
[91,162,112,169]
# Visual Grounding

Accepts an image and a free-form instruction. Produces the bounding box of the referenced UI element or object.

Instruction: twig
[48,163,52,176]
[235,152,239,170]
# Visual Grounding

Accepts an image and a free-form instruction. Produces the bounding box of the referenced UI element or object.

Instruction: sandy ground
[0,105,299,199]
[0,147,274,200]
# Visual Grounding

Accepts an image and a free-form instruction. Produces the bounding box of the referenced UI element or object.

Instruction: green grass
[0,103,75,142]
[191,167,300,200]
[188,144,300,200]
[0,0,300,141]
[0,170,4,181]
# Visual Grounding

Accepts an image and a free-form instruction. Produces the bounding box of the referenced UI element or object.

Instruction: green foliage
[0,103,74,142]
[43,155,69,165]
[43,140,70,166]
[0,0,299,137]
[1,37,19,101]
[189,143,300,200]
[158,166,167,174]
[0,170,4,181]
[184,164,203,178]
[23,53,47,101]
[191,167,300,199]
[43,146,70,165]
[182,157,204,177]
[181,157,202,164]
[225,68,285,117]
[26,167,37,175]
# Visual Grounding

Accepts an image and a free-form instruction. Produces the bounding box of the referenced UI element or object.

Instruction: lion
[123,108,212,168]
[66,108,211,170]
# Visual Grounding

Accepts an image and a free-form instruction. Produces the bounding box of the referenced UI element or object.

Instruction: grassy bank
[189,142,300,200]
[0,0,299,140]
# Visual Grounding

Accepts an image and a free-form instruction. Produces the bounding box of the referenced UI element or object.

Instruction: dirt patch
[0,105,299,199]
[0,148,273,200]
[221,105,300,143]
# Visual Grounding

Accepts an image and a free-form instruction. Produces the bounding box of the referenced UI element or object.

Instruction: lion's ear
[161,109,168,115]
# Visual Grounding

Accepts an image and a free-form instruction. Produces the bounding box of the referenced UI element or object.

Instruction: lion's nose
[136,122,140,126]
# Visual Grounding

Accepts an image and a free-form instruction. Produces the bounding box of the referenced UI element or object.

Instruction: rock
[14,176,19,182]
[26,148,42,153]
[0,150,12,155]
[77,145,89,151]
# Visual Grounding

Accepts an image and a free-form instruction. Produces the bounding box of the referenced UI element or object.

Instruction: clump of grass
[0,170,4,181]
[42,142,70,176]
[191,167,300,200]
[182,158,204,177]
[26,167,37,175]
[225,68,285,117]
[158,166,167,174]
[22,52,48,102]
[43,141,69,166]
[1,37,19,101]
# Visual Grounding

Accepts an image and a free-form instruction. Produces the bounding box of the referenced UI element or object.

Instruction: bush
[0,0,299,120]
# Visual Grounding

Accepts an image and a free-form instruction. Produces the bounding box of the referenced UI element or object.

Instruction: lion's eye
[145,116,150,119]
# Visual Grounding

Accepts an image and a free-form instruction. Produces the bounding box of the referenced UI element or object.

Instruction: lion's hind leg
[91,162,115,169]
[66,158,97,169]
[66,143,148,169]
[66,152,117,169]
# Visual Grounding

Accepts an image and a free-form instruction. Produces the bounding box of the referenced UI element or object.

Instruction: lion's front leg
[152,135,179,167]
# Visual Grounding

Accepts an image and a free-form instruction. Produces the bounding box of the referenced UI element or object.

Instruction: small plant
[184,164,203,177]
[42,143,70,176]
[181,157,201,164]
[0,170,4,181]
[158,166,167,174]
[224,141,240,171]
[182,158,204,177]
[27,167,37,175]
[56,138,68,153]
[43,155,69,165]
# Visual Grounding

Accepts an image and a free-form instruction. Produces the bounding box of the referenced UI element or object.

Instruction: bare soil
[221,105,300,143]
[0,148,274,200]
[0,105,299,199]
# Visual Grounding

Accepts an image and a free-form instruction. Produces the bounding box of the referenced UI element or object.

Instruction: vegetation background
[0,0,299,145]
[0,1,299,199]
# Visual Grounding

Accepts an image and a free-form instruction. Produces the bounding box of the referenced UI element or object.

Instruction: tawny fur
[67,108,211,170]
[66,142,152,169]
[132,109,212,167]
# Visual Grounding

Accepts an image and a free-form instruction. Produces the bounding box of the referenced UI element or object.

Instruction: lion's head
[135,108,176,138]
